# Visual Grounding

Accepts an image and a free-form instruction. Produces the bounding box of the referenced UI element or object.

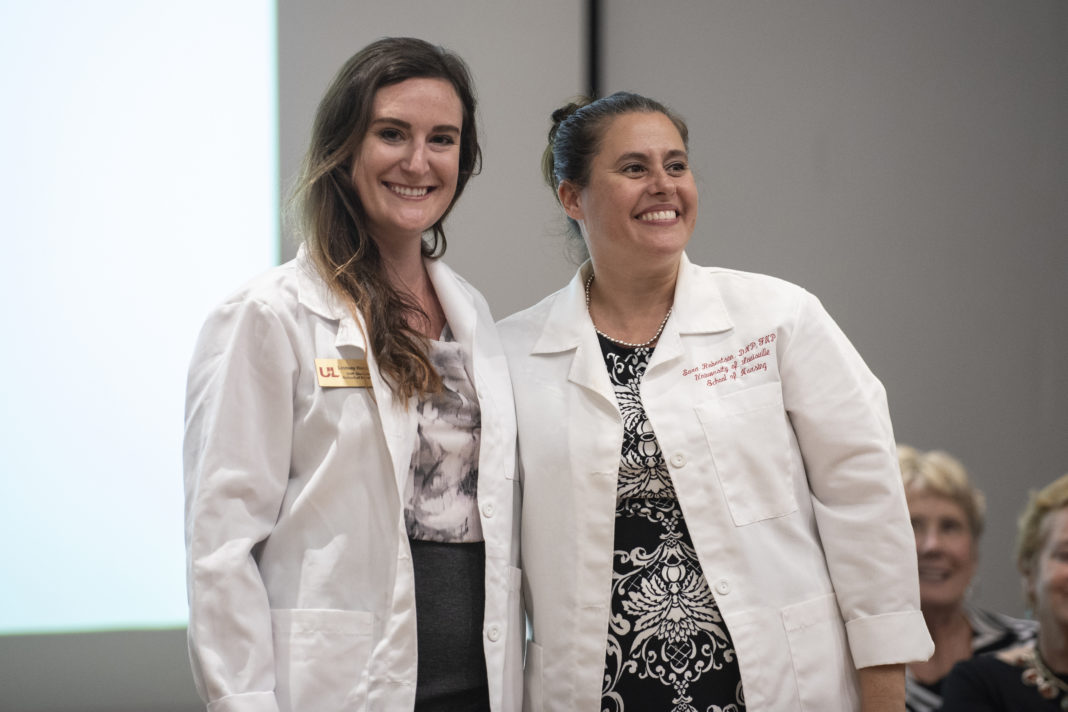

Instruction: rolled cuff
[846,610,934,669]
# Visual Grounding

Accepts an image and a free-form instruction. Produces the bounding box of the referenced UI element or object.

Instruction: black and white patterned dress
[598,334,745,712]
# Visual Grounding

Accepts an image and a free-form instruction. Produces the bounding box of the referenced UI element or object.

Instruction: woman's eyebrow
[370,117,461,134]
[614,149,688,163]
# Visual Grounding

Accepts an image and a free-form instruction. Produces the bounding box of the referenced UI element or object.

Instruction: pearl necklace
[584,274,672,349]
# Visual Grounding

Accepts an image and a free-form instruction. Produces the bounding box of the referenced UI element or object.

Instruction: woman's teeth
[389,184,429,197]
[639,210,677,221]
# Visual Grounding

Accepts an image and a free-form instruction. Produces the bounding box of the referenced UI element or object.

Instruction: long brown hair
[293,37,482,399]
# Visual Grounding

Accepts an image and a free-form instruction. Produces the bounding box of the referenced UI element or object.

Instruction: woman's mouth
[637,209,679,222]
[386,182,431,198]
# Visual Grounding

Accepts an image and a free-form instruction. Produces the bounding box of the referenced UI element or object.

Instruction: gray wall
[5,2,1065,710]
[277,0,585,314]
[600,0,1068,618]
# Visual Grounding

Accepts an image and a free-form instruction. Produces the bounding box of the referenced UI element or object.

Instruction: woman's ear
[558,181,584,222]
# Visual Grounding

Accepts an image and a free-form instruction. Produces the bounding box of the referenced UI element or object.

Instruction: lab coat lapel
[427,258,476,354]
[295,248,417,499]
[645,253,734,375]
[531,263,617,410]
[670,253,733,335]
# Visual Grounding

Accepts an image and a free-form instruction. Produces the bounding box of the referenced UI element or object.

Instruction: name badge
[315,358,372,388]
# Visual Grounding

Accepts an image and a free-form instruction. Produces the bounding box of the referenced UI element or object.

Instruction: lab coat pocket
[522,640,545,712]
[695,381,800,525]
[782,594,858,712]
[271,608,374,712]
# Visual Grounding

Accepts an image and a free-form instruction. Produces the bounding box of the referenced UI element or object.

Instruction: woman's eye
[939,519,964,534]
[621,163,645,174]
[430,134,457,146]
[667,161,688,174]
[378,128,404,141]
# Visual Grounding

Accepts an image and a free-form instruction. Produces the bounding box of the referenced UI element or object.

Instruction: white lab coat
[498,255,933,712]
[184,249,523,712]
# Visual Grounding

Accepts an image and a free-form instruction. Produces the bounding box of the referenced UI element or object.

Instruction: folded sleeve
[183,297,298,712]
[779,291,933,668]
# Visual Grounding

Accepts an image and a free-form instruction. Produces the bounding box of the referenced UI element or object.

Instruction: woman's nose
[916,527,941,552]
[648,167,676,195]
[402,143,429,174]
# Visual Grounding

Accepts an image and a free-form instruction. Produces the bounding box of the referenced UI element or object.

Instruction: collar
[531,252,733,355]
[294,244,368,351]
[294,244,475,352]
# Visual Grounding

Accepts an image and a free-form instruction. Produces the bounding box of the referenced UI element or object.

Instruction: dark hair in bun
[542,92,689,240]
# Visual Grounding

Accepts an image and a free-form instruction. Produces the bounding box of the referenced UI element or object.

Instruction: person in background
[941,472,1068,711]
[899,444,1037,711]
[498,91,933,712]
[183,37,522,712]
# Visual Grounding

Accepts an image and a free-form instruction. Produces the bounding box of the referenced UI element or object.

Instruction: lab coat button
[713,578,731,595]
[482,502,495,518]
[487,624,501,642]
[669,453,687,468]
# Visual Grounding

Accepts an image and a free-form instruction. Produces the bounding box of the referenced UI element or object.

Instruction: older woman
[184,38,522,712]
[941,473,1068,711]
[499,92,933,712]
[900,445,1037,711]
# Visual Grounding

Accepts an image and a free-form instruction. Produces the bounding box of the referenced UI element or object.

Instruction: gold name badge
[315,358,373,388]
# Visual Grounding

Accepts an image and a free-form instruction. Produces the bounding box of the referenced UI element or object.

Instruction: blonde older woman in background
[899,445,1036,712]
[940,473,1068,711]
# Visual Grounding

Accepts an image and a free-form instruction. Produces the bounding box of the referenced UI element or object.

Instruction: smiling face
[1027,508,1068,636]
[908,491,978,612]
[350,77,463,250]
[558,111,697,274]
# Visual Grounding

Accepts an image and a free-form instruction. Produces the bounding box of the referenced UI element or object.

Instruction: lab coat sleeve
[778,291,932,669]
[183,296,297,712]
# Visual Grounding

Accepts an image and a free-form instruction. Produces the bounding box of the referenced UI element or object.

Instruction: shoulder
[969,606,1040,652]
[191,258,322,363]
[942,643,1035,703]
[497,286,567,344]
[695,263,805,294]
[940,653,1016,710]
[210,258,305,318]
[684,261,814,321]
[430,258,494,315]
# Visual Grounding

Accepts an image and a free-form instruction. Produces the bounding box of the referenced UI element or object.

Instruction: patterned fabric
[598,335,745,712]
[906,606,1038,711]
[406,325,483,543]
[406,326,490,710]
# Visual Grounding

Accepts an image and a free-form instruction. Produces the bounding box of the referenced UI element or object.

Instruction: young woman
[499,92,933,711]
[183,38,522,712]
